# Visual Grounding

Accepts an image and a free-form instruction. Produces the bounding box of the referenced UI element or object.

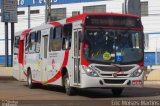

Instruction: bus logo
[113,73,117,77]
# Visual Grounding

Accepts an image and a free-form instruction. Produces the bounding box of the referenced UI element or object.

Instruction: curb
[0,76,16,81]
[144,81,160,85]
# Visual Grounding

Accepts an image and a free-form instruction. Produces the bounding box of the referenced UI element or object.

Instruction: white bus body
[13,13,144,96]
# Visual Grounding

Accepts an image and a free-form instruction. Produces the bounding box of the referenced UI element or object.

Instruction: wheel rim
[65,77,70,91]
[28,75,31,86]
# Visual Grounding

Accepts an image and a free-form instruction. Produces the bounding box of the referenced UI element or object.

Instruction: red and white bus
[13,13,144,96]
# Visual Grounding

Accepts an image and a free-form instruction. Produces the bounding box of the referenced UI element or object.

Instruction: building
[0,0,160,65]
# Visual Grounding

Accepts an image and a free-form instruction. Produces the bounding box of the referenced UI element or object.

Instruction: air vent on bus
[103,79,126,84]
[95,66,133,72]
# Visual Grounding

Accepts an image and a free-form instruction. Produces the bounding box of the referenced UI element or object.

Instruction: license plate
[132,80,142,85]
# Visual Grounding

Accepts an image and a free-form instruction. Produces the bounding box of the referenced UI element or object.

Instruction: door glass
[44,36,48,58]
[77,30,81,83]
[74,31,80,84]
[74,32,78,56]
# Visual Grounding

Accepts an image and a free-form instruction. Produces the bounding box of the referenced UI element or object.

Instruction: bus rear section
[13,34,21,80]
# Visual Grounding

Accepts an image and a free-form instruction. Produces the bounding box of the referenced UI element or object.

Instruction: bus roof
[16,13,141,40]
[66,13,140,23]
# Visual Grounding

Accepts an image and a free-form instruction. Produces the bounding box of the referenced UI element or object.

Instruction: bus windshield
[84,29,143,64]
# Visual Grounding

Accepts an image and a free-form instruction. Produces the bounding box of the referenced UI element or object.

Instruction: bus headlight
[82,65,99,77]
[130,69,143,77]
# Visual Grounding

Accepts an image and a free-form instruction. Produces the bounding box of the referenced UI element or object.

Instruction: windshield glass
[84,29,143,64]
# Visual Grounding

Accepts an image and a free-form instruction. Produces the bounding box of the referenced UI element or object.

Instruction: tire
[111,88,124,97]
[63,73,75,96]
[27,71,35,89]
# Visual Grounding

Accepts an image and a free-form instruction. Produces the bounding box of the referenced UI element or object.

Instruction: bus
[13,13,144,96]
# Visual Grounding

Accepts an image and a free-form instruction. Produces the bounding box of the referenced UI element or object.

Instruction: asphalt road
[0,77,160,106]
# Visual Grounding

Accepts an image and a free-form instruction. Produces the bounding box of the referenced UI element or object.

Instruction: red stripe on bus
[20,29,32,40]
[24,71,47,84]
[66,14,86,23]
[49,22,62,26]
[138,61,144,67]
[18,29,32,64]
[24,71,28,77]
[32,80,42,83]
[47,50,69,83]
[18,41,24,64]
[23,50,69,84]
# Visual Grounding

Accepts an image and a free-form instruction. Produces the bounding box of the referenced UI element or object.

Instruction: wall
[0,0,160,58]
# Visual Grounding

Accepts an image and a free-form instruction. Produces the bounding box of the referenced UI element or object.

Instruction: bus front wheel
[27,71,35,89]
[64,73,75,96]
[111,88,124,97]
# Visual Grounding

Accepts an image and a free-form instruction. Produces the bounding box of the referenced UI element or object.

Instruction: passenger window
[25,33,30,54]
[44,36,48,58]
[54,27,62,39]
[49,28,54,52]
[49,27,62,51]
[31,32,36,42]
[25,31,41,53]
[62,24,72,50]
[78,31,81,50]
[35,31,41,53]
[14,36,20,55]
[29,32,36,53]
[35,31,41,43]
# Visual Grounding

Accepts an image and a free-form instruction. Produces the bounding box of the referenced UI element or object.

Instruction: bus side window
[78,31,81,50]
[25,33,30,54]
[35,31,41,53]
[26,33,31,53]
[49,27,62,51]
[49,28,54,52]
[14,36,20,55]
[36,31,41,43]
[62,33,72,50]
[29,32,36,53]
[62,24,72,50]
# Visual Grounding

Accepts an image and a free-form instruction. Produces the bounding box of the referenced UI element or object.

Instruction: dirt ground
[0,66,12,76]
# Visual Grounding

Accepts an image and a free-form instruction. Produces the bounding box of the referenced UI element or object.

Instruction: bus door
[41,29,49,82]
[73,22,82,85]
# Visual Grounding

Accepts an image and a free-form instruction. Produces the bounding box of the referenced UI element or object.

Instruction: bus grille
[95,66,133,72]
[103,79,126,84]
[101,74,128,77]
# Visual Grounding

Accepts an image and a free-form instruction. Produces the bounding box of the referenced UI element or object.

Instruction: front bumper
[80,73,144,88]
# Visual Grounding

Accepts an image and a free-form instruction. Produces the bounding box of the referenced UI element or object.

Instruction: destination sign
[85,15,142,28]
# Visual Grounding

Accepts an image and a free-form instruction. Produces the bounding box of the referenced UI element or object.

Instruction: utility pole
[1,0,17,67]
[45,0,52,23]
[11,22,15,67]
[28,5,31,28]
[124,0,141,17]
[5,22,9,67]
